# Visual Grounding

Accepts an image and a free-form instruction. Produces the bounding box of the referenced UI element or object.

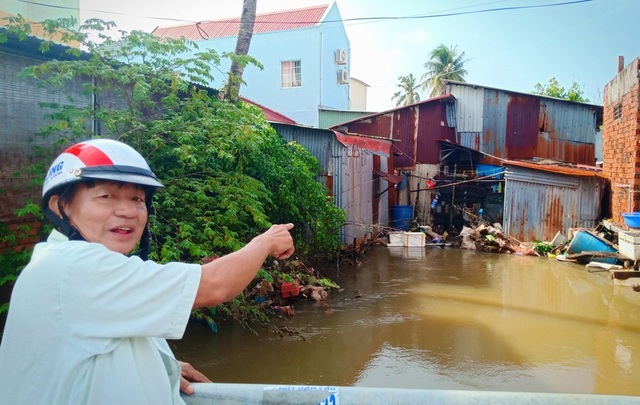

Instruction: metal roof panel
[153,5,330,40]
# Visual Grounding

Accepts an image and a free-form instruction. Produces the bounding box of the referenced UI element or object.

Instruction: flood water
[172,246,640,397]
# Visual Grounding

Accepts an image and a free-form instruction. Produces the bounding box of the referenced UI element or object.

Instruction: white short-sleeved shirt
[0,230,202,404]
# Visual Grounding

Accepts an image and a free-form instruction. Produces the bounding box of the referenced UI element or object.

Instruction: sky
[75,0,640,111]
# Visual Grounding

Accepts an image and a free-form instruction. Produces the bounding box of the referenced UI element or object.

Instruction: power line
[17,0,592,28]
[338,0,592,23]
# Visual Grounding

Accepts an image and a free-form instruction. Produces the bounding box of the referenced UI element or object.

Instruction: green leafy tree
[391,74,421,107]
[532,77,590,102]
[421,44,469,98]
[1,16,344,326]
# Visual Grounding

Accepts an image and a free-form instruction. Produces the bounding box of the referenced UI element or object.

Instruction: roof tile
[153,5,329,40]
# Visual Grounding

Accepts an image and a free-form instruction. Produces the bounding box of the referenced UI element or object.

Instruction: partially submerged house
[240,98,394,245]
[271,122,392,244]
[502,160,608,242]
[332,81,605,241]
[331,94,457,226]
[446,81,605,241]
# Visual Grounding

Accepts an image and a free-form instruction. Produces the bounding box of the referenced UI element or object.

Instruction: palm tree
[391,74,421,107]
[421,44,469,98]
[222,0,257,102]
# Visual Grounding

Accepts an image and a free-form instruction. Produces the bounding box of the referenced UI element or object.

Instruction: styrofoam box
[619,231,640,259]
[403,232,426,247]
[388,232,404,246]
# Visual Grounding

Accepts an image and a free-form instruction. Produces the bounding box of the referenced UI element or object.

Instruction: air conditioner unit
[335,49,347,65]
[337,69,349,84]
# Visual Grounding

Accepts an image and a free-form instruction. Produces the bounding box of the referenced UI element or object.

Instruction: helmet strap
[44,202,85,242]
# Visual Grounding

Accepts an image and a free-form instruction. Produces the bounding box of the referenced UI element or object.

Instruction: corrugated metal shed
[503,160,606,242]
[152,5,329,40]
[446,81,602,166]
[330,94,457,168]
[271,123,392,243]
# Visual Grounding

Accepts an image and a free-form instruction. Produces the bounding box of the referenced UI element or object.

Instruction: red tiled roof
[152,5,330,41]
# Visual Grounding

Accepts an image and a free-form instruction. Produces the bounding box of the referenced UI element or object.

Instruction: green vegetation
[532,77,590,103]
[391,44,470,104]
[533,240,554,255]
[421,44,470,98]
[391,74,421,107]
[0,16,345,328]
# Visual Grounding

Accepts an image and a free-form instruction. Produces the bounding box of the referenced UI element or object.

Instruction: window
[613,102,622,120]
[281,60,301,88]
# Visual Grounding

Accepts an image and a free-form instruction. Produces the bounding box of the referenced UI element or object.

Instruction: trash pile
[452,223,521,254]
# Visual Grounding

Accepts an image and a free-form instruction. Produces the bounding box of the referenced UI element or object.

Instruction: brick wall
[0,48,90,250]
[603,57,640,226]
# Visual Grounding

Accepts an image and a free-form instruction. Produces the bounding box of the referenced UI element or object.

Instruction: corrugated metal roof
[445,79,604,109]
[332,94,456,127]
[152,5,330,40]
[503,160,606,178]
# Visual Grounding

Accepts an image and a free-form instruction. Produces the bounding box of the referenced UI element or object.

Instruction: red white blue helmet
[42,138,164,201]
[42,139,163,258]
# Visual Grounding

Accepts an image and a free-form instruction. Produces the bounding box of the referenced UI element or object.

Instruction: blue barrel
[390,205,413,231]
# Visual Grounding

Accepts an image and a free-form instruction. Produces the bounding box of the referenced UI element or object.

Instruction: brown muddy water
[172,246,640,397]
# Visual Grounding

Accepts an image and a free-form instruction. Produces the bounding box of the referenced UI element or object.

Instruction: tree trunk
[222,0,256,102]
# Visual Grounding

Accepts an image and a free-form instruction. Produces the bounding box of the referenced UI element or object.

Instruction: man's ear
[48,195,63,218]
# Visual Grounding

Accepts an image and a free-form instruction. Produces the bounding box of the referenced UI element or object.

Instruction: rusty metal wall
[416,101,457,164]
[505,93,540,159]
[448,82,601,165]
[393,108,417,168]
[503,165,604,242]
[332,98,455,168]
[536,98,598,164]
[340,148,376,243]
[274,123,388,243]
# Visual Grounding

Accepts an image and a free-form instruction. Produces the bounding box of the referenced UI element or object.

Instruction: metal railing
[182,383,637,404]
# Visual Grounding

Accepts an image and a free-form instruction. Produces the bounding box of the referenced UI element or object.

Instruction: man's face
[61,181,148,254]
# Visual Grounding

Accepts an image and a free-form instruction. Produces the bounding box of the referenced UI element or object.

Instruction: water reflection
[172,246,640,396]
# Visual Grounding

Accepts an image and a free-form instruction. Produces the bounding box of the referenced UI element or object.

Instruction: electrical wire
[17,0,592,28]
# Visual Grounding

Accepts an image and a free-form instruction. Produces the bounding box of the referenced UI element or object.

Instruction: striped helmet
[42,139,164,258]
[42,138,163,202]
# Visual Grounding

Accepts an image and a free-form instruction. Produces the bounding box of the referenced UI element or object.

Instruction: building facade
[153,3,350,127]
